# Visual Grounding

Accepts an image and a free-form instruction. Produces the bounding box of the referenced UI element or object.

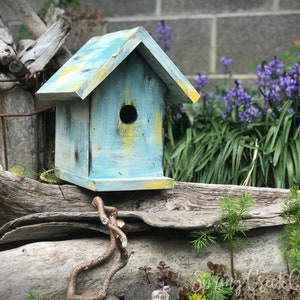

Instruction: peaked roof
[36,26,200,104]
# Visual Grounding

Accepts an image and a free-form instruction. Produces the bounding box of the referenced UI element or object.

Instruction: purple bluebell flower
[256,61,273,89]
[178,103,184,113]
[268,56,284,77]
[239,107,261,123]
[256,56,284,91]
[172,104,184,121]
[173,112,182,121]
[255,56,295,116]
[288,62,300,95]
[263,84,281,103]
[220,57,233,76]
[194,73,210,92]
[279,74,297,98]
[194,72,210,103]
[222,80,261,123]
[155,21,174,58]
[290,61,300,76]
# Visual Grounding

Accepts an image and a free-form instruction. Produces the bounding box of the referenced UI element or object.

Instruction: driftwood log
[0,2,71,174]
[0,170,292,299]
[0,169,289,245]
[3,0,72,66]
[0,3,71,86]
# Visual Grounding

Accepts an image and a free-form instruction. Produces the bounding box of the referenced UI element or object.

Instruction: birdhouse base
[55,169,174,191]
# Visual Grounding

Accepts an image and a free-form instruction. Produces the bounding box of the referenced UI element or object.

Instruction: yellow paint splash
[154,111,163,145]
[122,85,131,99]
[118,122,135,153]
[176,80,200,103]
[93,64,110,85]
[118,86,136,153]
[59,65,82,77]
[87,181,96,191]
[141,178,174,190]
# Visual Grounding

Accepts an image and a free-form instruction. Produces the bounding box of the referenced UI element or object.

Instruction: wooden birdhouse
[36,26,199,191]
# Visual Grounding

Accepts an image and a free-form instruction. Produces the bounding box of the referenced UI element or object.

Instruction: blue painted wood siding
[55,52,166,183]
[55,99,90,177]
[90,52,165,179]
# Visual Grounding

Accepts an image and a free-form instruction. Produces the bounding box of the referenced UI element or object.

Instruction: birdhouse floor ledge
[56,170,174,191]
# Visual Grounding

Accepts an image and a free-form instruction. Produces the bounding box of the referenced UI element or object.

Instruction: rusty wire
[66,196,132,300]
[0,104,54,118]
[0,68,54,118]
[0,99,8,170]
[0,68,48,92]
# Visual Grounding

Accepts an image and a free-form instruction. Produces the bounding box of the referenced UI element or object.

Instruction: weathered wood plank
[0,204,285,245]
[0,169,291,233]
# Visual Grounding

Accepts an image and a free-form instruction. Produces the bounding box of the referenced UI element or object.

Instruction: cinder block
[27,0,45,11]
[216,14,300,74]
[65,23,107,52]
[171,18,212,75]
[279,0,300,10]
[78,0,156,17]
[5,24,23,41]
[108,18,212,75]
[161,0,273,14]
[0,2,17,22]
[202,77,258,92]
[0,0,43,22]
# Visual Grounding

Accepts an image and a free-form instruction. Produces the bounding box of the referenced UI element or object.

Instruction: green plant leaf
[190,231,217,252]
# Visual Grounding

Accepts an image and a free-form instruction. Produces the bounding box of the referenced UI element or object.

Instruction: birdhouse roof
[36,26,199,103]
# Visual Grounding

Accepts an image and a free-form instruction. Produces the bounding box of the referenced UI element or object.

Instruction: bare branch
[3,0,49,38]
[18,14,71,72]
[66,197,131,300]
[3,0,72,66]
[0,16,16,67]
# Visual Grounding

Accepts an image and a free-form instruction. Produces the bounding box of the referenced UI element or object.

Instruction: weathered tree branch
[0,16,16,67]
[3,0,72,66]
[0,2,71,94]
[18,14,71,72]
[3,0,48,38]
[67,196,131,300]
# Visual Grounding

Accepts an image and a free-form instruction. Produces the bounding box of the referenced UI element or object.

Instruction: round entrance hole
[119,104,138,124]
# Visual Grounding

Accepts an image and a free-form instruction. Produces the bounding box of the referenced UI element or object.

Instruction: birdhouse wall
[55,99,90,178]
[89,51,166,179]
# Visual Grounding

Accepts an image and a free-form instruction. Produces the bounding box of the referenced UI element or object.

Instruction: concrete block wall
[2,0,300,85]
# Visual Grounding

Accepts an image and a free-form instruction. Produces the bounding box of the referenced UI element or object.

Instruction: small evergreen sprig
[26,290,64,300]
[191,193,255,279]
[281,186,300,273]
[26,290,43,300]
[190,230,217,253]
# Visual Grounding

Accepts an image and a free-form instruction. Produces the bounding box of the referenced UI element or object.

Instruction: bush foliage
[160,20,300,188]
